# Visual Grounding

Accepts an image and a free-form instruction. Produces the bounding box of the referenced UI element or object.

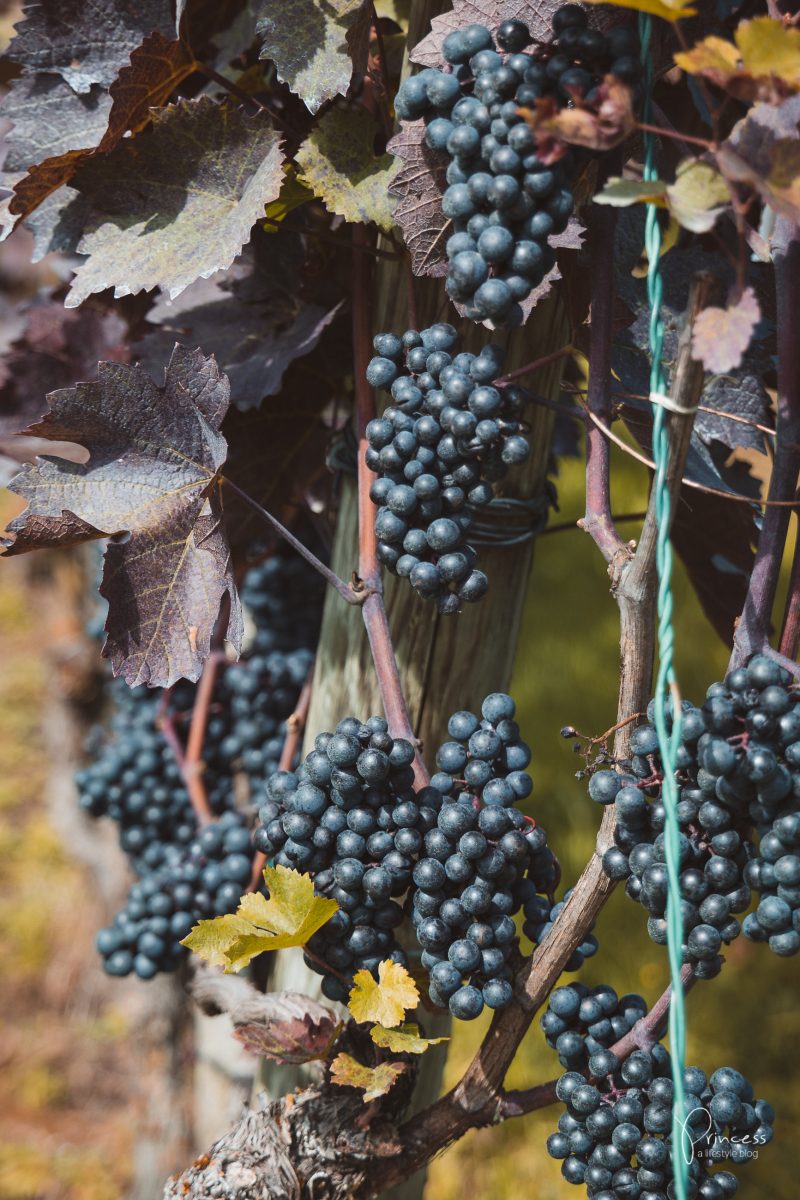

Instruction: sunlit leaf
[297,106,396,232]
[584,0,696,22]
[594,177,668,208]
[666,159,730,233]
[675,18,800,102]
[181,913,256,967]
[691,287,761,375]
[256,0,371,114]
[370,1022,449,1055]
[348,960,419,1027]
[66,98,285,307]
[329,1052,408,1101]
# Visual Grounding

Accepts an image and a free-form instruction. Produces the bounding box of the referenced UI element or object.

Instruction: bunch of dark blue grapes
[543,984,773,1199]
[413,692,557,1019]
[523,886,598,969]
[97,811,255,979]
[76,552,322,875]
[393,6,640,324]
[254,715,441,1003]
[592,654,800,968]
[365,324,530,612]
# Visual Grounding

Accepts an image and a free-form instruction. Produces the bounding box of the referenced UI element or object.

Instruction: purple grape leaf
[2,345,243,689]
[691,287,761,375]
[233,1006,342,1063]
[7,0,174,94]
[387,120,450,278]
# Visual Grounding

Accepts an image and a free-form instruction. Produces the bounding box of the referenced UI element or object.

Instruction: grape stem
[219,476,367,605]
[578,192,631,567]
[495,343,574,386]
[779,531,800,660]
[730,217,800,670]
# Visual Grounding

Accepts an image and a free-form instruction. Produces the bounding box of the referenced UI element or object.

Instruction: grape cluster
[413,692,557,1018]
[592,654,800,966]
[97,811,255,979]
[543,986,773,1199]
[523,888,598,970]
[394,7,640,324]
[254,715,439,1003]
[366,325,530,611]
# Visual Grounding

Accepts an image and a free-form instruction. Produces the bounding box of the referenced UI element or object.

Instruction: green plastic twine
[638,13,689,1199]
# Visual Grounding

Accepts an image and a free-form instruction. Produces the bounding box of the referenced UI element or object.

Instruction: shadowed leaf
[348,960,419,1026]
[297,106,395,231]
[233,1006,342,1063]
[2,345,243,688]
[691,287,761,374]
[330,1052,409,1102]
[718,96,800,223]
[256,0,371,114]
[7,0,174,94]
[99,31,197,150]
[66,98,285,307]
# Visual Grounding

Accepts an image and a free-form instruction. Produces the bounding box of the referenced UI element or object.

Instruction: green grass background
[425,441,800,1200]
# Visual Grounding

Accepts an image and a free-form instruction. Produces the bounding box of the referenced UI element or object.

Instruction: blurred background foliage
[426,438,800,1200]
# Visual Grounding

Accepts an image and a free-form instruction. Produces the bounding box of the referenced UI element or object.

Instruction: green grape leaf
[369,1022,449,1055]
[666,159,730,233]
[183,866,339,972]
[594,177,668,208]
[1,345,243,688]
[296,106,395,232]
[66,97,285,308]
[256,0,371,114]
[675,17,800,103]
[348,960,419,1027]
[718,95,800,223]
[690,287,761,375]
[7,0,174,94]
[329,1053,409,1102]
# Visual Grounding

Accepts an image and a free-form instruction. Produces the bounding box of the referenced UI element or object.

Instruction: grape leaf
[7,0,175,94]
[584,0,696,20]
[386,120,449,278]
[0,301,128,437]
[718,95,800,224]
[24,187,90,263]
[98,32,198,151]
[411,2,558,70]
[348,960,419,1027]
[691,287,761,374]
[2,345,243,688]
[184,865,339,972]
[233,1006,342,1063]
[370,1023,449,1055]
[136,245,342,411]
[666,159,730,233]
[65,98,285,307]
[674,17,800,103]
[256,0,371,115]
[594,178,668,208]
[329,1053,409,1102]
[296,106,395,232]
[0,75,112,236]
[522,76,636,156]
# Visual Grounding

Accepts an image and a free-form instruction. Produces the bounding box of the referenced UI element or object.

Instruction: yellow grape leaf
[348,959,419,1026]
[584,0,696,22]
[594,177,668,208]
[370,1022,449,1055]
[182,865,338,972]
[329,1052,408,1102]
[631,216,680,277]
[181,912,257,967]
[675,18,800,101]
[666,159,730,232]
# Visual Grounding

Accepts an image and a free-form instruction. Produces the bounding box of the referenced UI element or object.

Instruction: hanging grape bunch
[366,324,530,611]
[394,6,640,325]
[543,983,773,1197]
[592,654,800,970]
